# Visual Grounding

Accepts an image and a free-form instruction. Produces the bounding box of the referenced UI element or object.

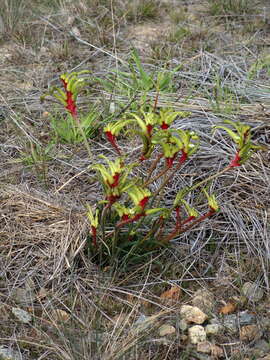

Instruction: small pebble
[158,324,176,336]
[192,289,215,312]
[179,319,188,331]
[180,305,208,324]
[188,325,206,344]
[197,341,212,354]
[240,324,262,341]
[0,346,21,360]
[205,323,223,335]
[12,307,32,324]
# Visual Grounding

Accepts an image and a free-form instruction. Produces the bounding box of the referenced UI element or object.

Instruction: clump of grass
[168,26,192,43]
[1,0,26,32]
[168,6,189,25]
[125,0,162,22]
[207,0,257,18]
[0,0,31,38]
[95,48,181,112]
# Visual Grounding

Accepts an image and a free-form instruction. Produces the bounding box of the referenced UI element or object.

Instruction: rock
[160,285,182,304]
[71,26,81,37]
[219,301,237,315]
[221,311,257,334]
[180,305,208,324]
[197,341,212,353]
[0,346,21,360]
[11,308,32,324]
[192,289,215,312]
[238,310,257,325]
[240,324,262,341]
[179,319,188,331]
[211,344,224,358]
[158,324,176,336]
[179,334,188,342]
[197,341,223,357]
[222,314,237,333]
[188,325,206,344]
[242,282,264,302]
[50,309,70,322]
[205,323,223,335]
[261,317,270,330]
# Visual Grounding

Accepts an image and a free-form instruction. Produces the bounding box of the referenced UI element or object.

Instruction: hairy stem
[144,153,163,184]
[161,210,215,243]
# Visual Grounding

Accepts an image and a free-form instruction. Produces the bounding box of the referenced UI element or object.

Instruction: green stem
[139,216,164,245]
[100,205,110,242]
[74,115,93,160]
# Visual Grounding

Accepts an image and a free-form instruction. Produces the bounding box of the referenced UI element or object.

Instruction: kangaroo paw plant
[41,71,97,148]
[86,106,259,267]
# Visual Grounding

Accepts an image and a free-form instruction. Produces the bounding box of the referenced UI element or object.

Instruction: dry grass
[0,0,270,359]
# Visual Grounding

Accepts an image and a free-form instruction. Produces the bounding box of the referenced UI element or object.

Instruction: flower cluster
[214,119,258,167]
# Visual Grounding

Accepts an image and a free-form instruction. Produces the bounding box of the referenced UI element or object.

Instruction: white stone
[180,305,208,324]
[0,346,21,360]
[179,319,188,331]
[158,324,176,336]
[188,325,206,344]
[205,323,223,335]
[11,307,32,324]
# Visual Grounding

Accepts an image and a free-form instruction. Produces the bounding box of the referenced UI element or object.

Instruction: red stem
[105,131,121,155]
[61,79,78,118]
[161,209,216,243]
[91,226,97,247]
[229,151,241,168]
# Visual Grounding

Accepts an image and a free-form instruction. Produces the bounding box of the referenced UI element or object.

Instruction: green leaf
[202,189,219,211]
[181,199,199,217]
[104,119,133,136]
[86,204,99,228]
[214,125,240,144]
[131,49,153,89]
[173,188,189,206]
[145,208,167,216]
[92,164,114,185]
